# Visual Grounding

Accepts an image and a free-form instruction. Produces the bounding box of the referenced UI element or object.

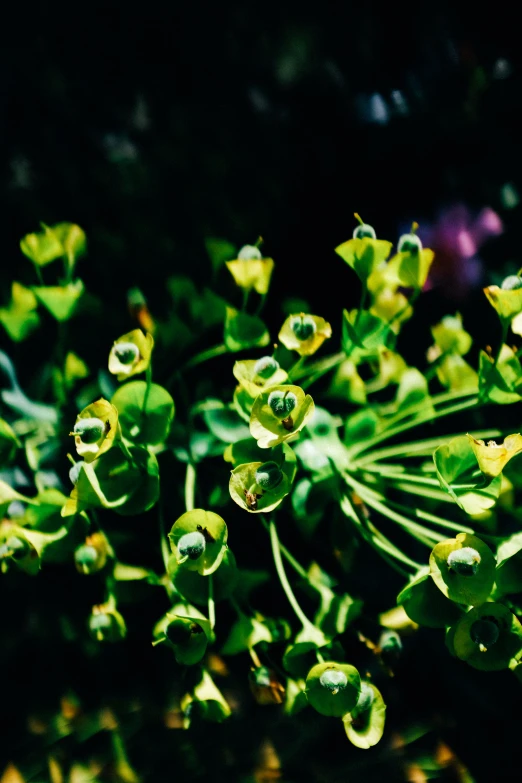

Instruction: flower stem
[181,343,228,371]
[185,462,196,512]
[208,574,215,631]
[269,517,315,631]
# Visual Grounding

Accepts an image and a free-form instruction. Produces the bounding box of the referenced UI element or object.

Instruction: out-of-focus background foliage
[2,3,522,781]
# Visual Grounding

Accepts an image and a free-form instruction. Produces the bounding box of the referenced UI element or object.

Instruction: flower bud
[447,547,481,576]
[255,461,284,490]
[73,417,105,444]
[501,274,522,291]
[353,223,376,240]
[254,356,280,380]
[355,682,375,712]
[75,544,98,569]
[238,245,262,260]
[113,341,140,365]
[398,233,422,254]
[268,390,297,419]
[69,461,84,485]
[89,604,126,642]
[177,531,206,562]
[470,618,500,651]
[290,314,317,341]
[319,669,348,694]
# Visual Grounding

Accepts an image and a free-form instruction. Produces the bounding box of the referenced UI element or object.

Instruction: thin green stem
[208,574,215,631]
[287,356,306,383]
[185,462,196,512]
[354,429,501,466]
[349,397,480,459]
[259,516,310,582]
[291,351,346,383]
[269,517,315,630]
[180,343,228,371]
[142,362,153,414]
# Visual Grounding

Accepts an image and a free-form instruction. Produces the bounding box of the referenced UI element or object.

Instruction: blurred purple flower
[415,204,503,300]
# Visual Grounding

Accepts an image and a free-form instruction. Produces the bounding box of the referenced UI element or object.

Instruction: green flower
[168,509,228,575]
[233,357,288,398]
[162,615,209,665]
[74,532,110,574]
[484,284,522,321]
[108,329,154,381]
[89,601,126,643]
[467,433,522,479]
[305,661,361,717]
[229,457,293,513]
[71,399,120,462]
[278,313,332,356]
[397,568,465,628]
[225,245,274,294]
[448,603,522,671]
[430,534,496,605]
[250,384,315,448]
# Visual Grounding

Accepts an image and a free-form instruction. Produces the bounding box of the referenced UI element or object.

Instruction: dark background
[2,3,522,781]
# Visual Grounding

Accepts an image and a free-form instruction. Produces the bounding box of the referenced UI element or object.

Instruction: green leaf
[20,224,63,266]
[0,420,20,466]
[112,381,175,445]
[224,307,270,352]
[204,237,237,274]
[0,282,40,341]
[434,435,502,514]
[200,400,250,443]
[495,533,522,594]
[395,368,434,416]
[221,615,273,655]
[342,309,394,355]
[33,280,84,322]
[397,568,465,628]
[334,238,392,283]
[52,222,87,274]
[478,344,522,404]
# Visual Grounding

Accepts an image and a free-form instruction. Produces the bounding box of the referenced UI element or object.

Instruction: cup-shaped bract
[71,399,120,462]
[449,603,522,671]
[168,509,228,576]
[229,458,292,513]
[164,615,209,665]
[429,533,496,605]
[431,313,472,356]
[278,314,332,357]
[225,247,274,295]
[335,236,392,284]
[343,681,386,749]
[74,532,110,574]
[0,532,39,575]
[89,603,126,643]
[467,433,522,479]
[108,329,154,381]
[484,284,522,322]
[305,661,361,717]
[233,358,288,398]
[250,384,315,448]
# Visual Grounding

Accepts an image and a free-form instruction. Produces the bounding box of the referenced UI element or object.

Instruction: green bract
[89,603,126,643]
[168,509,228,575]
[112,380,175,445]
[225,249,274,294]
[343,681,386,749]
[305,662,361,717]
[484,284,522,321]
[168,549,238,605]
[108,329,154,381]
[163,616,209,665]
[397,568,466,628]
[430,534,496,605]
[233,358,288,398]
[250,384,315,448]
[335,236,392,284]
[467,433,522,479]
[449,603,522,671]
[278,313,332,356]
[229,455,293,513]
[71,399,120,462]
